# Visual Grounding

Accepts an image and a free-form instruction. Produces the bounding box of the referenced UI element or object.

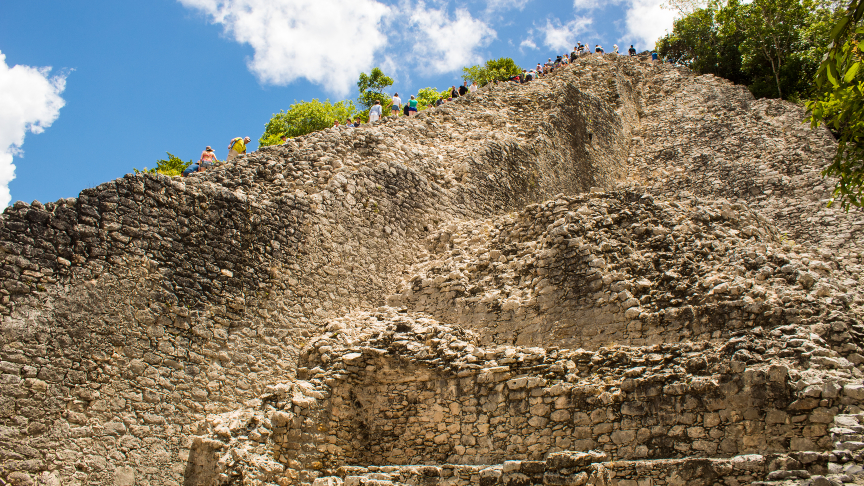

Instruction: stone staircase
[751,414,864,486]
[301,416,864,486]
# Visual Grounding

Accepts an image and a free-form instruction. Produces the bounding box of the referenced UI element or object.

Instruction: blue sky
[0,0,674,207]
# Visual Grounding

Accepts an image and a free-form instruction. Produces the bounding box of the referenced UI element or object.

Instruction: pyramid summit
[1,55,863,486]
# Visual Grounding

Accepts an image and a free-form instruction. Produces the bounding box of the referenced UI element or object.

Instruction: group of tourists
[332,82,483,130]
[181,42,651,176]
[181,136,252,177]
[510,43,642,83]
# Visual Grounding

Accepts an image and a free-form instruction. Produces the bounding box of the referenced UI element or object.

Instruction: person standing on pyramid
[199,146,217,171]
[227,136,251,162]
[391,92,402,116]
[369,100,383,123]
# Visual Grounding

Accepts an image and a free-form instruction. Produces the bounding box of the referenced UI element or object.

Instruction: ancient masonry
[0,55,863,486]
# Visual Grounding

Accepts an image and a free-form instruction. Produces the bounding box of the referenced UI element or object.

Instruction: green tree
[357,68,394,111]
[259,99,357,147]
[657,0,832,100]
[657,6,749,85]
[807,0,864,209]
[416,87,450,107]
[461,58,522,86]
[134,152,193,177]
[799,0,846,73]
[727,0,810,99]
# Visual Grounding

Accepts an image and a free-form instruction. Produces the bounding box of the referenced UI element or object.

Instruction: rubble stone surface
[0,54,862,486]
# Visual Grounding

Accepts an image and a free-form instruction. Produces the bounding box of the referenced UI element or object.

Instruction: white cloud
[622,0,677,48]
[486,0,532,11]
[409,3,496,73]
[0,51,67,208]
[573,0,626,11]
[178,0,391,95]
[573,0,602,9]
[542,17,593,51]
[520,37,538,50]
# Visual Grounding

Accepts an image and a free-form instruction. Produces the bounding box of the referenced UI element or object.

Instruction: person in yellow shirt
[227,136,251,162]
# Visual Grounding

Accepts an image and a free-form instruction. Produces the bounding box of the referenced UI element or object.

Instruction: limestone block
[551,410,570,422]
[610,429,635,445]
[766,410,787,424]
[529,416,549,428]
[790,437,817,451]
[114,467,135,486]
[312,478,344,486]
[843,384,864,401]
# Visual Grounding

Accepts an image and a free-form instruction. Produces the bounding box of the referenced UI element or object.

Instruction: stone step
[828,461,864,476]
[766,469,812,480]
[751,476,842,486]
[310,451,846,486]
[835,441,864,451]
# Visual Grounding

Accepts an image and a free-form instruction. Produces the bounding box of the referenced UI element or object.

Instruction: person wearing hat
[227,136,251,162]
[199,146,217,171]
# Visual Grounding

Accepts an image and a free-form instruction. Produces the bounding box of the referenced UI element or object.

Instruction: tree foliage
[807,0,864,209]
[661,0,709,16]
[657,0,836,100]
[461,58,522,86]
[134,152,193,177]
[259,99,357,147]
[416,87,450,107]
[731,0,812,99]
[657,6,748,84]
[357,68,394,111]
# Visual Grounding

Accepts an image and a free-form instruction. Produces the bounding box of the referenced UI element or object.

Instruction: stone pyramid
[1,54,863,486]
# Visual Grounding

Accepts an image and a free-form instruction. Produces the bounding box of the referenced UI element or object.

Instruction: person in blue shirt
[182,163,200,177]
[651,51,659,62]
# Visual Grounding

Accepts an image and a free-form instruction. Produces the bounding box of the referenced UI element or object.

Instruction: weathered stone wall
[322,352,802,465]
[299,321,856,464]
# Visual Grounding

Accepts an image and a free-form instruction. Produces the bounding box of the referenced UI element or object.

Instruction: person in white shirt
[391,93,402,116]
[469,81,478,93]
[369,100,383,123]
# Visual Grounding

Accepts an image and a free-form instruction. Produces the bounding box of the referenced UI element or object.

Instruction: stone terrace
[187,309,863,485]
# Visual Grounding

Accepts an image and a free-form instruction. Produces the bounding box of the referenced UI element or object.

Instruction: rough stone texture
[0,54,863,486]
